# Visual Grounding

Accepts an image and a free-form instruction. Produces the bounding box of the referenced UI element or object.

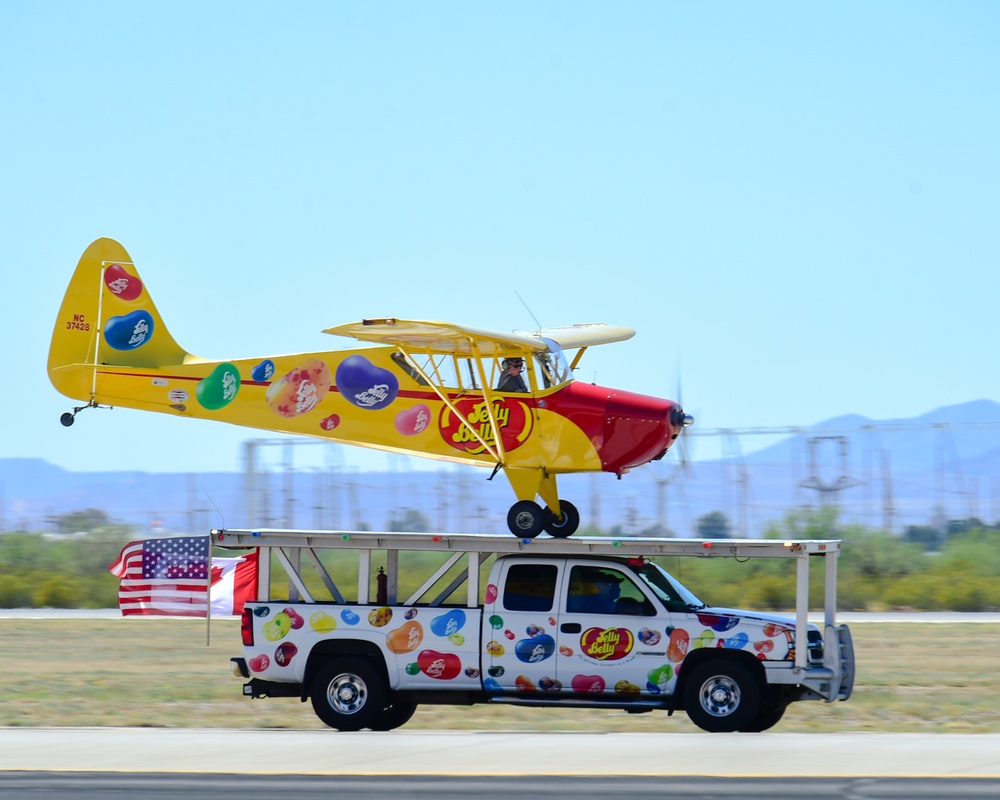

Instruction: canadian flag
[210,550,259,616]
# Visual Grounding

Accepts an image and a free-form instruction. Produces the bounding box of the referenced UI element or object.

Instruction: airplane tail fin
[48,238,191,404]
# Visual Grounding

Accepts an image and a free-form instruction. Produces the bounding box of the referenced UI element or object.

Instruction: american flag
[108,536,211,617]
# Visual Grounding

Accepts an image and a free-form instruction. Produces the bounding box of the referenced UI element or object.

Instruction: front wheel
[310,657,388,731]
[507,500,546,538]
[371,699,418,731]
[543,500,580,538]
[683,660,760,733]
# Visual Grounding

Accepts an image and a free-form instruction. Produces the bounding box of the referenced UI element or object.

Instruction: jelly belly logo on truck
[439,398,533,455]
[581,627,634,661]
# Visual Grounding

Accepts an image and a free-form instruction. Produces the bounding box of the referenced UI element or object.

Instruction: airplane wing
[323,319,548,358]
[527,324,635,349]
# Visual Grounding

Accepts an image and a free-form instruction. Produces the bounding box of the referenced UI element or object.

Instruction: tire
[370,699,418,731]
[683,659,760,733]
[310,658,388,731]
[507,500,546,538]
[543,500,580,538]
[741,701,787,733]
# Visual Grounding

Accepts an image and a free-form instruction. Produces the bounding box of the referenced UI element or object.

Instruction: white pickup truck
[221,529,854,733]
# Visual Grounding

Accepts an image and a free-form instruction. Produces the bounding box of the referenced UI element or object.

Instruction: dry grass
[3,619,997,732]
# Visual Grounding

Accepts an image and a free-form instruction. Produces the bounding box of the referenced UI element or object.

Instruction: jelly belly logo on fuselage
[581,627,634,661]
[439,397,534,455]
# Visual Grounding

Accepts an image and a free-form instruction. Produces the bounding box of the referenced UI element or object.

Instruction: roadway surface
[5,612,998,796]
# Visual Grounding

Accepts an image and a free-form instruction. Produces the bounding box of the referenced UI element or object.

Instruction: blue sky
[3,1,998,474]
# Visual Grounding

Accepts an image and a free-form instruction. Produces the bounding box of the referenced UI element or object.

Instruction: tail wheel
[507,500,546,538]
[544,500,580,538]
[683,659,760,733]
[310,658,387,731]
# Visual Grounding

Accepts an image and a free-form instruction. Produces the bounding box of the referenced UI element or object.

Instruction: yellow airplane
[48,238,693,537]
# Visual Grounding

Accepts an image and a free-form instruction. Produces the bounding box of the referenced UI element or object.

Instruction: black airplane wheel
[544,500,580,538]
[507,500,546,538]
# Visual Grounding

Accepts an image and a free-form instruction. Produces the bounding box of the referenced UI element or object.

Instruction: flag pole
[206,534,212,646]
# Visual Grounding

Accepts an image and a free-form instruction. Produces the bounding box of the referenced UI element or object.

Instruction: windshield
[634,561,705,612]
[534,337,572,389]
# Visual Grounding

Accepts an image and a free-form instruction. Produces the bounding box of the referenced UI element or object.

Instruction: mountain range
[3,400,999,537]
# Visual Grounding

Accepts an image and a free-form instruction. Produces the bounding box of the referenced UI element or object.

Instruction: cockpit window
[534,337,572,389]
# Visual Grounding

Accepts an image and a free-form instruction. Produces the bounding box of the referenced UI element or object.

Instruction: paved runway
[3,729,999,778]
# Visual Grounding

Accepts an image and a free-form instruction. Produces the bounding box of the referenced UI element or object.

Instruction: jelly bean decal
[266,358,332,417]
[405,608,418,620]
[526,624,545,637]
[340,609,360,625]
[320,414,340,431]
[251,359,275,382]
[667,627,690,662]
[405,662,420,676]
[309,611,337,633]
[571,674,605,693]
[539,677,562,692]
[646,664,674,694]
[487,665,504,677]
[692,629,715,649]
[515,675,536,691]
[615,680,640,695]
[105,309,154,350]
[447,633,465,646]
[483,677,501,693]
[465,668,480,679]
[514,633,555,664]
[559,645,574,657]
[103,263,143,301]
[417,649,461,680]
[274,641,298,667]
[263,612,293,641]
[387,620,424,653]
[754,638,775,653]
[486,640,505,656]
[368,607,392,627]
[395,404,432,436]
[697,612,739,632]
[252,606,270,618]
[336,355,399,410]
[196,362,241,410]
[281,607,304,629]
[638,627,661,646]
[580,627,634,661]
[504,629,515,640]
[248,653,270,672]
[717,631,749,650]
[485,584,498,604]
[430,609,466,637]
[763,622,788,637]
[488,614,503,630]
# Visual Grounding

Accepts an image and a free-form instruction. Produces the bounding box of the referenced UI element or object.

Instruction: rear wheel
[544,500,580,538]
[310,658,387,731]
[683,660,760,733]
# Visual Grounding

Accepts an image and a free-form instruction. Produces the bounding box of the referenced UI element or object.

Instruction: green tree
[696,511,731,539]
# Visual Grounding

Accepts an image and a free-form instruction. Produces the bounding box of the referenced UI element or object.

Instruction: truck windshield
[634,562,705,612]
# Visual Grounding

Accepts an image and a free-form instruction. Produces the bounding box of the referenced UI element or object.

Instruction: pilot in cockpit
[496,357,528,393]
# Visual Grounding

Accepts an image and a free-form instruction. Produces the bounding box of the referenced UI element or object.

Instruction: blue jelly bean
[252,359,275,382]
[514,633,555,664]
[104,310,154,350]
[340,609,360,625]
[431,609,466,637]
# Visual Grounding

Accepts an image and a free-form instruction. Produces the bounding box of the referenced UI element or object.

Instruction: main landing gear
[506,499,580,539]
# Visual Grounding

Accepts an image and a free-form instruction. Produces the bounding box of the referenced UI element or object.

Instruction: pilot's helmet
[502,357,524,369]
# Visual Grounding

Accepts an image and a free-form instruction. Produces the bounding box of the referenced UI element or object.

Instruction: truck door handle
[561,623,581,633]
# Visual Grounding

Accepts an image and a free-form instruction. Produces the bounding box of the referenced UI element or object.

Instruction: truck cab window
[502,563,557,612]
